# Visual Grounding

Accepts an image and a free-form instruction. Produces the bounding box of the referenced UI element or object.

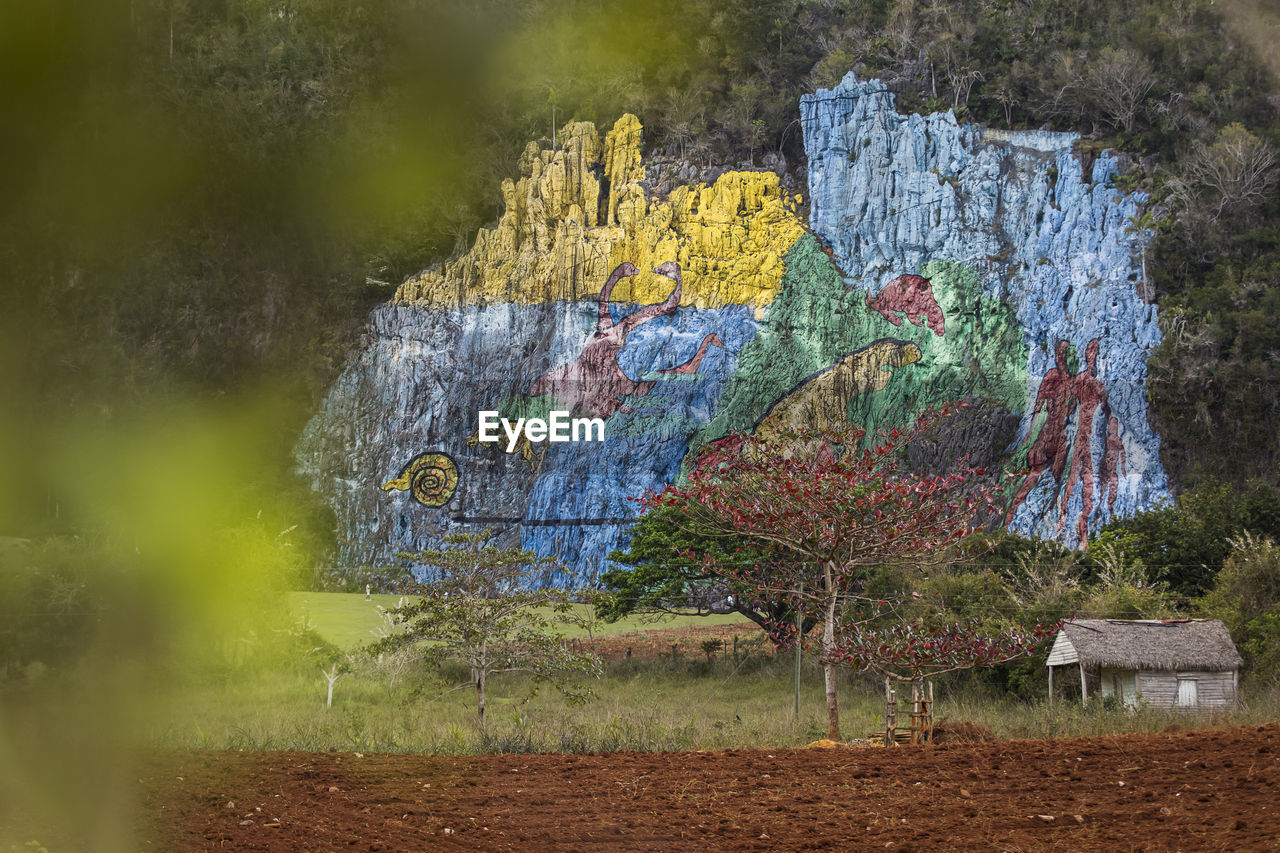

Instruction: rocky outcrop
[298,116,807,579]
[395,115,804,312]
[298,79,1172,580]
[802,73,1169,545]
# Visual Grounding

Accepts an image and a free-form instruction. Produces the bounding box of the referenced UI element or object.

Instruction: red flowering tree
[833,619,1060,683]
[643,403,1041,741]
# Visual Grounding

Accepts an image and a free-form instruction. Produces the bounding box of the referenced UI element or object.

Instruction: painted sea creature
[530,261,721,417]
[754,338,923,439]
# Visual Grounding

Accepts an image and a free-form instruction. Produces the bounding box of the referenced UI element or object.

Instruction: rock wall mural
[802,72,1170,544]
[296,72,1171,583]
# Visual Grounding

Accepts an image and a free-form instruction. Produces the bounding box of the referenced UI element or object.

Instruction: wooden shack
[1046,619,1242,709]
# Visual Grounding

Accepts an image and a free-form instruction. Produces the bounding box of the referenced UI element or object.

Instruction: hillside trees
[1089,480,1280,598]
[372,534,601,729]
[1199,533,1280,681]
[640,405,1041,741]
[1168,123,1278,238]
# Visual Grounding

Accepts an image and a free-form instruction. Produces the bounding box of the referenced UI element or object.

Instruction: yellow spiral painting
[380,452,459,508]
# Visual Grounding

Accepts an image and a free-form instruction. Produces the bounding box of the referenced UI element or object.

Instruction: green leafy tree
[1089,481,1280,598]
[1199,532,1280,681]
[600,505,817,646]
[373,533,601,729]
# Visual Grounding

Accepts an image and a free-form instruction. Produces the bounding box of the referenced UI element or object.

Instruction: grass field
[142,649,1280,756]
[129,592,1280,756]
[289,591,752,651]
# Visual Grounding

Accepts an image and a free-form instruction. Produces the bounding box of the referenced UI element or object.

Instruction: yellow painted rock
[395,115,805,312]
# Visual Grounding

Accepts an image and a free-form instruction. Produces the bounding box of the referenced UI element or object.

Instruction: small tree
[599,504,818,647]
[373,534,601,730]
[321,661,345,708]
[642,405,1007,741]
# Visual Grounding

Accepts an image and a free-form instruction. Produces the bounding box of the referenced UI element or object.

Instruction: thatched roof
[1050,619,1242,672]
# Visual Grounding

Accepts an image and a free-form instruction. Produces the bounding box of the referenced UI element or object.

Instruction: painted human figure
[1005,339,1074,525]
[530,261,717,418]
[866,274,946,336]
[1058,339,1107,545]
[1096,414,1127,519]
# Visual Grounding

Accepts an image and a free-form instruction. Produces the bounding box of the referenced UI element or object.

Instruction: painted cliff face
[802,72,1169,548]
[529,262,724,419]
[298,80,1171,580]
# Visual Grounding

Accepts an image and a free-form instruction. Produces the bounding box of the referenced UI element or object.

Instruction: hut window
[1176,677,1198,708]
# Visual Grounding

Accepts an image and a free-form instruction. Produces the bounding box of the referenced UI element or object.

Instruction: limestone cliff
[298,81,1171,580]
[802,73,1169,546]
[396,115,805,312]
[298,115,807,580]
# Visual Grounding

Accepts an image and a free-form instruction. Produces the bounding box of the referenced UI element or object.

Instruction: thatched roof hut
[1046,619,1242,709]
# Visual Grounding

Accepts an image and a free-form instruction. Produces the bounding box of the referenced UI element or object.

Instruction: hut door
[1177,677,1198,708]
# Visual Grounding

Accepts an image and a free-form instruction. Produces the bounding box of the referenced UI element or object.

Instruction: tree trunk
[475,666,486,730]
[822,562,841,742]
[823,654,840,742]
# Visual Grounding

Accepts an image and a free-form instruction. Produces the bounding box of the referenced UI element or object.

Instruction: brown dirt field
[136,724,1280,852]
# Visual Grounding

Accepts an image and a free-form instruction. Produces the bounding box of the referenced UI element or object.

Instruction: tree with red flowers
[833,619,1060,684]
[643,404,1042,742]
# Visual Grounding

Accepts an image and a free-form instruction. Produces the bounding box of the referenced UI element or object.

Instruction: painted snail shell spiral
[380,452,459,508]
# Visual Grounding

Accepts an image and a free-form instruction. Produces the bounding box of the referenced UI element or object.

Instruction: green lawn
[289,592,752,651]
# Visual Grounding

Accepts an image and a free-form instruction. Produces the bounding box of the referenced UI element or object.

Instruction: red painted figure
[1097,413,1127,519]
[1006,340,1074,525]
[866,274,946,337]
[1058,339,1107,545]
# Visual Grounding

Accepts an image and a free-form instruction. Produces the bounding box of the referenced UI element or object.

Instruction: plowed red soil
[136,724,1280,851]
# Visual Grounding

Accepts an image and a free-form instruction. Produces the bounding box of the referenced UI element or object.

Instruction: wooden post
[794,598,802,720]
[1079,662,1088,703]
[910,681,922,745]
[885,678,897,746]
[927,680,934,744]
[1048,664,1054,707]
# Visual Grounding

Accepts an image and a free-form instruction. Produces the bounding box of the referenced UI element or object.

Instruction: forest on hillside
[3,0,1280,527]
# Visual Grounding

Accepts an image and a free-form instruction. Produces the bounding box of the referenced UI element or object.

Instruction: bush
[1199,533,1280,683]
[1089,481,1280,597]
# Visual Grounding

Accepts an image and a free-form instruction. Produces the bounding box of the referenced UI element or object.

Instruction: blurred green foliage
[1198,532,1280,683]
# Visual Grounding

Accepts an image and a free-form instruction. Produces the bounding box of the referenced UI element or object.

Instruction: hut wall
[1135,670,1237,709]
[1100,667,1139,708]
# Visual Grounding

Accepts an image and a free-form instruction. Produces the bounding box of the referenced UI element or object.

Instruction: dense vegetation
[606,479,1280,693]
[5,0,1279,498]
